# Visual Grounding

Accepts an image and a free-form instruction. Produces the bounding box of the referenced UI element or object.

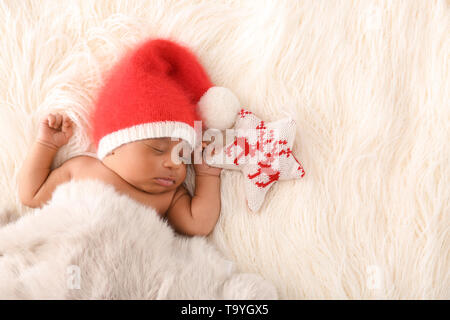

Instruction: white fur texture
[0,0,448,299]
[0,179,278,299]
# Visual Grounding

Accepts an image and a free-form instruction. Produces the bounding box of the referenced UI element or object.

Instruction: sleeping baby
[17,38,238,237]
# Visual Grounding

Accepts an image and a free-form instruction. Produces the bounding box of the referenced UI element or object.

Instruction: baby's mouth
[154,177,175,187]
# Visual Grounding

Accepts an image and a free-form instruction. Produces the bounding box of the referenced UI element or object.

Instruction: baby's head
[102,137,190,194]
[91,38,240,190]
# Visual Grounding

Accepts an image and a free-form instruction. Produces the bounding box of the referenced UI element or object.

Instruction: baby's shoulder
[170,184,190,205]
[64,155,105,179]
[65,154,98,167]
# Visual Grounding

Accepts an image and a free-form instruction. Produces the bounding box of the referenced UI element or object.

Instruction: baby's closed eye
[151,146,163,153]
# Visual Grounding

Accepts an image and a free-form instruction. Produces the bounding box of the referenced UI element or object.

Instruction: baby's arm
[166,142,223,237]
[18,113,74,208]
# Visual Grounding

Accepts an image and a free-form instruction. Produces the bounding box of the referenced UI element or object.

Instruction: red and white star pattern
[206,109,306,212]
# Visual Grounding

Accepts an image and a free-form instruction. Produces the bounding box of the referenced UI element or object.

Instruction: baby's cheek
[178,165,187,181]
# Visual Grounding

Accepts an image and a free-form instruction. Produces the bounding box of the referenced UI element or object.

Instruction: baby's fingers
[46,114,56,127]
[62,115,72,127]
[54,114,63,128]
[62,115,74,134]
[47,113,63,128]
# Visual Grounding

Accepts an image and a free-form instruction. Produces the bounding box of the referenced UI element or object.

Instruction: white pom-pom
[198,86,240,129]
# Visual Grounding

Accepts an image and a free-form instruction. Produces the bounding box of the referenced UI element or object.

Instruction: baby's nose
[162,151,183,168]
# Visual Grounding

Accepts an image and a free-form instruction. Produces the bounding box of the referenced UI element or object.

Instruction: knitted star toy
[205,108,306,212]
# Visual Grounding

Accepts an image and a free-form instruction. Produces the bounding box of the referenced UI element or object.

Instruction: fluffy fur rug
[0,179,278,299]
[0,1,448,299]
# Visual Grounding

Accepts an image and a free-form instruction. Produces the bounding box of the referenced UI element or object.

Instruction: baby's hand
[37,112,74,150]
[192,140,223,177]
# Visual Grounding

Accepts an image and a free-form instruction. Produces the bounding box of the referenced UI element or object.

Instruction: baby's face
[102,137,188,194]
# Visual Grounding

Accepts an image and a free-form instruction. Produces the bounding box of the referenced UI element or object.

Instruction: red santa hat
[91,38,240,160]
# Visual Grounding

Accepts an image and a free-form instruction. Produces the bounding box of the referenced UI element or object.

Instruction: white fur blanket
[0,1,448,299]
[0,179,277,299]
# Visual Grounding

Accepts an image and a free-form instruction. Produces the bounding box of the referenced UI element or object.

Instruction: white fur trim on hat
[97,121,196,160]
[198,86,240,130]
